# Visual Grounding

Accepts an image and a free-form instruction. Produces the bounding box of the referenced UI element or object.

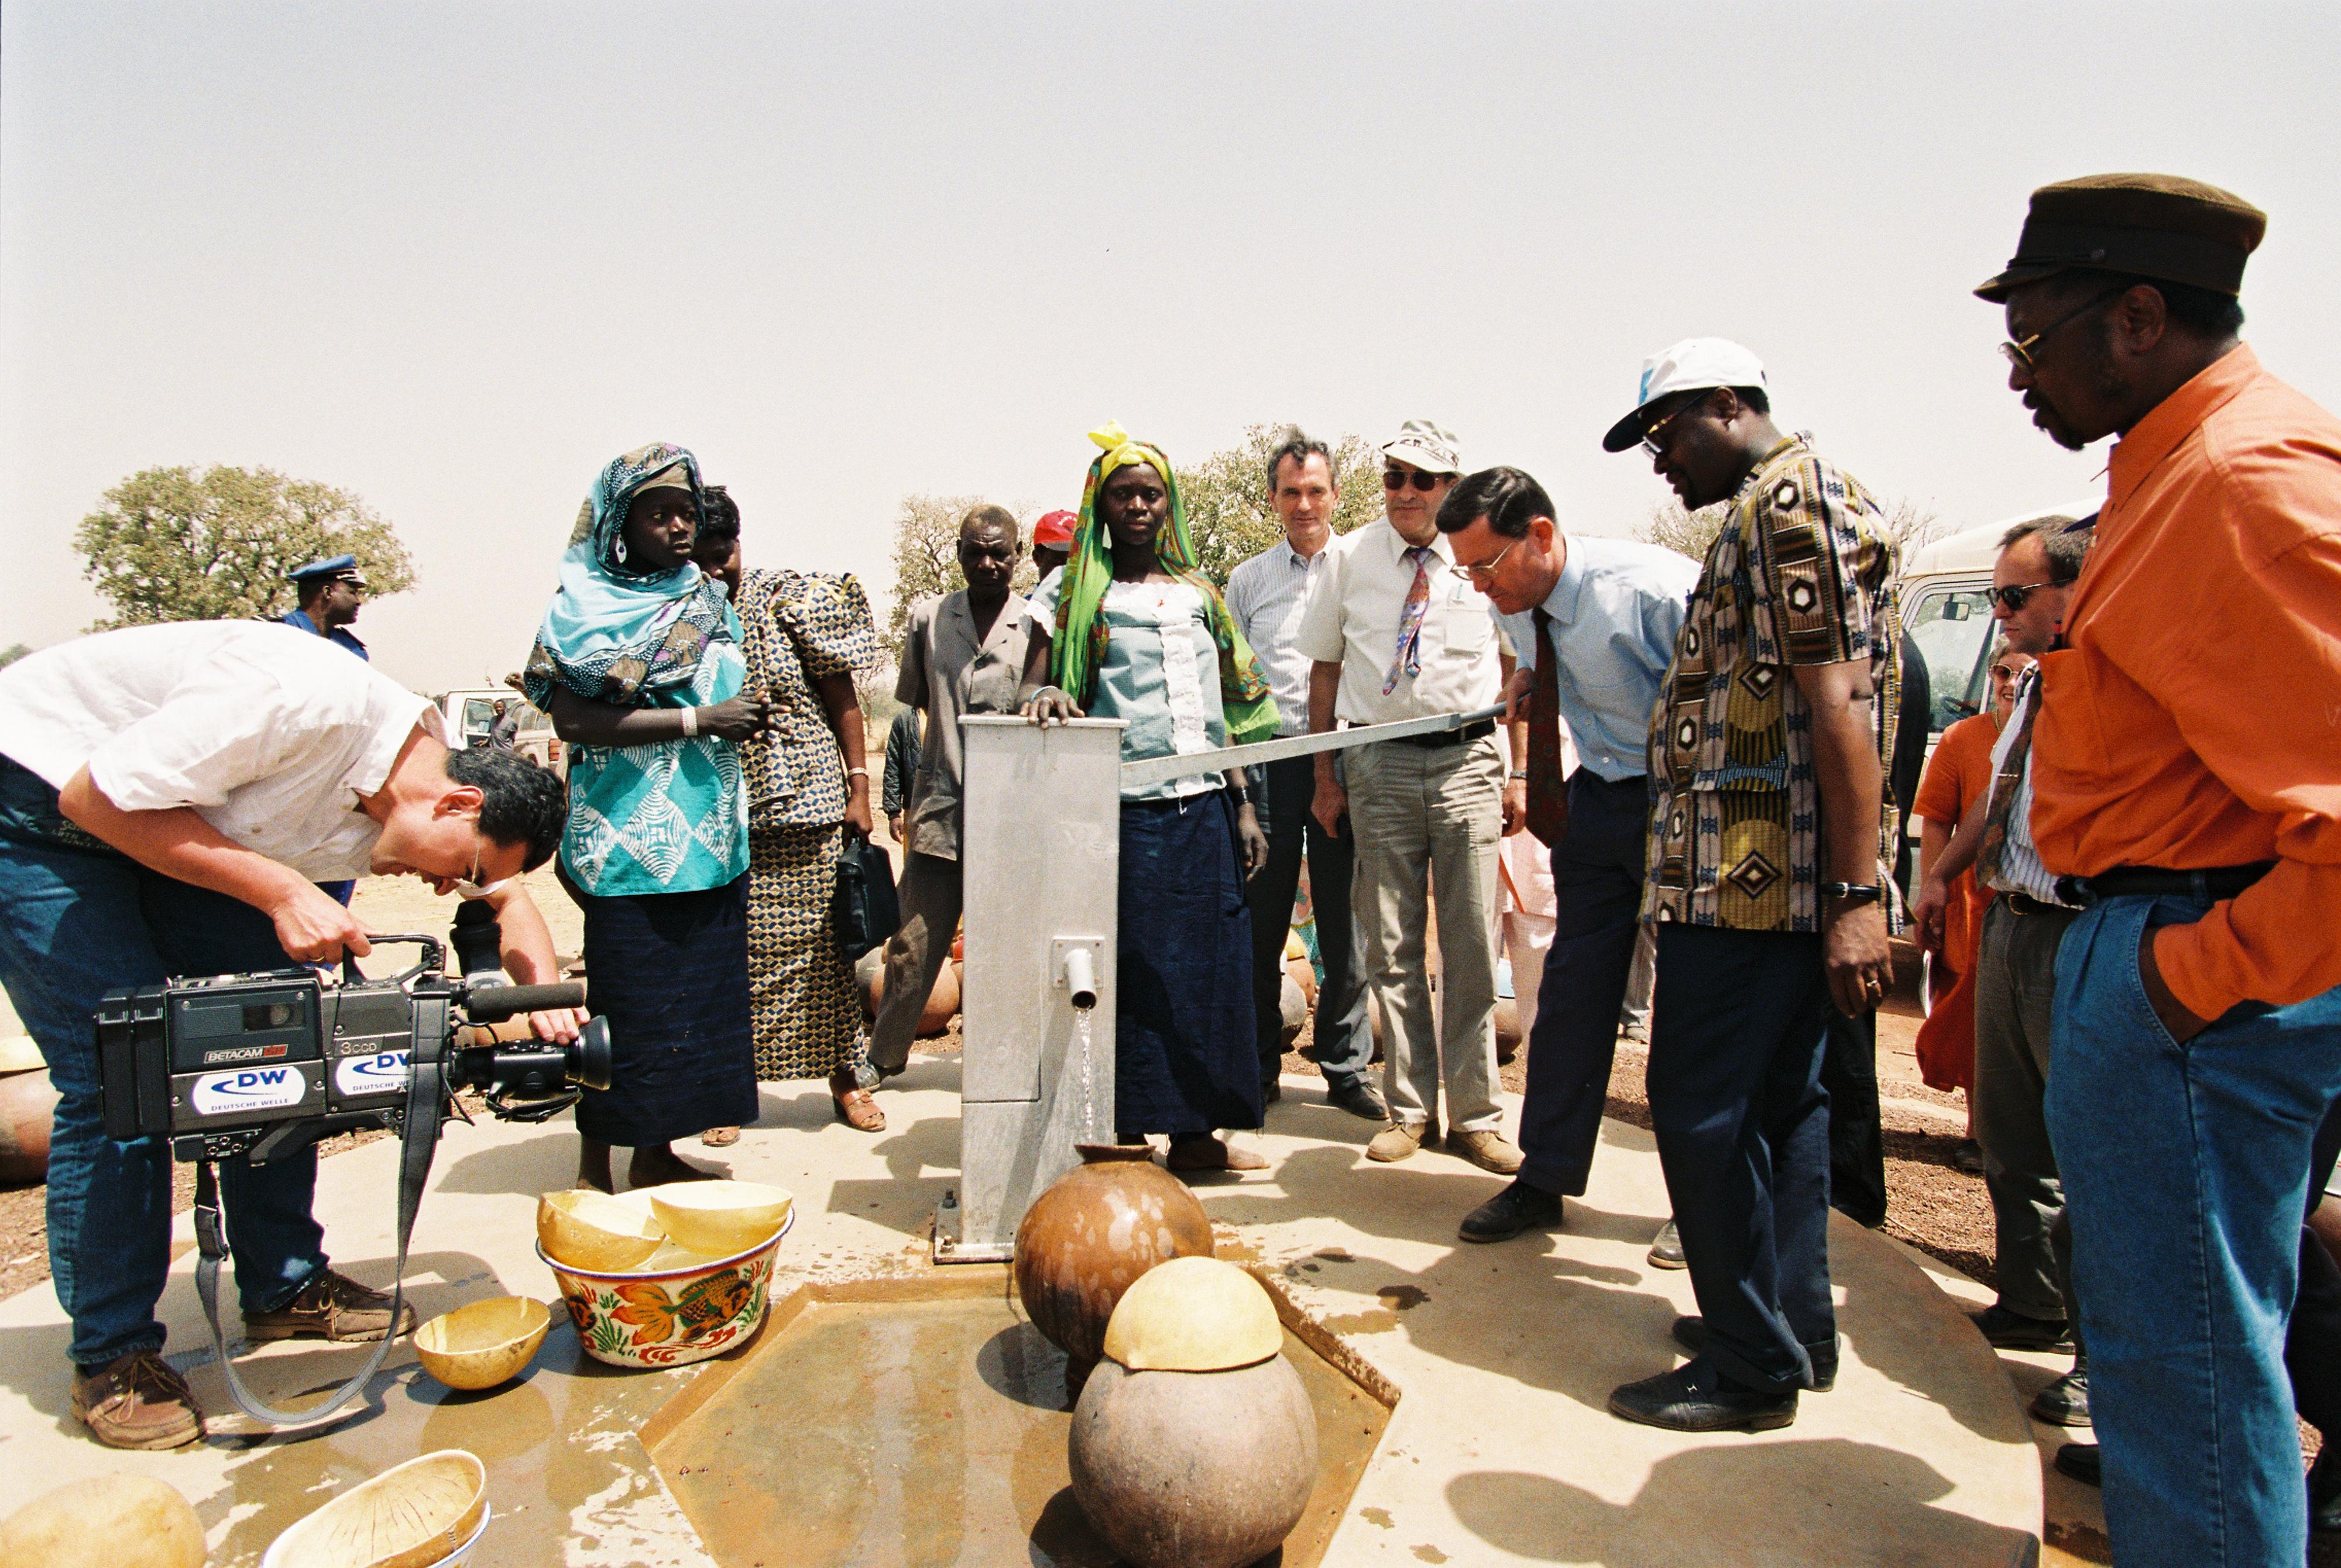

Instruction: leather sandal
[699,1126,741,1148]
[829,1070,885,1133]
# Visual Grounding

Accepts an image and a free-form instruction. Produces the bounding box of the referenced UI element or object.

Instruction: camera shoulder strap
[191,1001,450,1431]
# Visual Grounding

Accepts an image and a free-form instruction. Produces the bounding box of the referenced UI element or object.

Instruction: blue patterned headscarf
[524,442,743,708]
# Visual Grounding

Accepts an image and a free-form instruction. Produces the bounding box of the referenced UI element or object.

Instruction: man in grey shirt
[867,506,1031,1077]
[1226,429,1382,1122]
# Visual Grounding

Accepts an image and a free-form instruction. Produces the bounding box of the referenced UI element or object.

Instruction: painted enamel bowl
[537,1192,792,1369]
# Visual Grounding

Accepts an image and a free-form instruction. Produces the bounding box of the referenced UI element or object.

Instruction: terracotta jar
[0,1068,59,1185]
[1068,1258,1317,1568]
[1012,1146,1213,1392]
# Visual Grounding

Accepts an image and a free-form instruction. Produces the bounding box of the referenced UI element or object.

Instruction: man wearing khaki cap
[1978,171,2341,1562]
[1293,419,1523,1175]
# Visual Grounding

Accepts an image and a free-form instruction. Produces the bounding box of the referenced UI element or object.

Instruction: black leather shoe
[2054,1442,2100,1488]
[1458,1180,1564,1243]
[1261,1079,1282,1105]
[2028,1363,2090,1426]
[1969,1303,2074,1350]
[1326,1078,1389,1122]
[1608,1359,1797,1433]
[1670,1316,1838,1391]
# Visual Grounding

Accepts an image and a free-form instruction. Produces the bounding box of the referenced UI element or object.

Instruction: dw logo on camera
[190,1067,309,1116]
[333,1051,413,1098]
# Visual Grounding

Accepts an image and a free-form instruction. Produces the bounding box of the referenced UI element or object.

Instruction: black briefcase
[832,834,902,962]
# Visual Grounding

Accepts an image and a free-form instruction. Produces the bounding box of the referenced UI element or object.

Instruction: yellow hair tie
[1087,420,1168,484]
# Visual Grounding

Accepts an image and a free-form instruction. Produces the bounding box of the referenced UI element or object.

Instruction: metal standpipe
[937,716,1124,1262]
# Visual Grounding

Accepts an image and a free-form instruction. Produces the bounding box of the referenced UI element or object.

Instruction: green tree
[883,493,994,648]
[0,644,28,670]
[74,466,417,629]
[1175,425,1384,584]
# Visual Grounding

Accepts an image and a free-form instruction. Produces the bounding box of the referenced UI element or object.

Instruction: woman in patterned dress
[526,443,765,1191]
[690,486,885,1135]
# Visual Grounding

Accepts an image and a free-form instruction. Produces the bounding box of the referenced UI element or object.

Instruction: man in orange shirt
[1979,173,2341,1563]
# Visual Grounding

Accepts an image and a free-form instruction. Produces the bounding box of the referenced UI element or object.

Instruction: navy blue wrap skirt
[575,874,760,1146]
[1115,791,1261,1137]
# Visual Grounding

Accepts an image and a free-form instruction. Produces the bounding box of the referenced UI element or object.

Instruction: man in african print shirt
[1598,339,1902,1435]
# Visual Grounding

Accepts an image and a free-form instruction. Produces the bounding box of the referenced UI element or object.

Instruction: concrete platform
[0,1058,2043,1564]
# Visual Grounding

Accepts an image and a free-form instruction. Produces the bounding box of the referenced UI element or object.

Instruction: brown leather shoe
[243,1269,417,1344]
[71,1349,203,1450]
[830,1070,885,1133]
[1447,1128,1526,1175]
[1365,1120,1430,1163]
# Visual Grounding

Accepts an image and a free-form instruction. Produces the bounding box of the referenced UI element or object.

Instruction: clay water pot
[0,1065,59,1185]
[1284,955,1317,1008]
[1013,1146,1213,1393]
[1493,997,1523,1065]
[1277,975,1307,1048]
[854,949,959,1036]
[1068,1261,1316,1568]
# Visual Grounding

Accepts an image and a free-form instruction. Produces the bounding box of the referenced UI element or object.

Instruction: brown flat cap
[1975,173,2265,302]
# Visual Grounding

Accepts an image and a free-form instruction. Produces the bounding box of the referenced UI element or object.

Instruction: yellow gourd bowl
[414,1296,551,1392]
[646,1180,794,1257]
[536,1188,665,1273]
[1101,1256,1283,1372]
[260,1449,489,1568]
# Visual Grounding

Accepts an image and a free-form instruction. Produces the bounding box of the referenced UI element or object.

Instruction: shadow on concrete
[824,1114,960,1239]
[1446,1440,2041,1566]
[431,1126,606,1194]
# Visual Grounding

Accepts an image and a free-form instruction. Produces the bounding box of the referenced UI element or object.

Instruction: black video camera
[97,901,610,1163]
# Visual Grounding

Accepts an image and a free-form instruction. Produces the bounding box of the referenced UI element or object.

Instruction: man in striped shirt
[1226,429,1382,1122]
[1914,514,2091,1425]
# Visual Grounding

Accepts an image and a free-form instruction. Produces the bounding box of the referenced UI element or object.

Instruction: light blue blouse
[1029,571,1227,802]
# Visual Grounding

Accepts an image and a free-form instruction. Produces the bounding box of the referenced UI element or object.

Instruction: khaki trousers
[1344,735,1505,1133]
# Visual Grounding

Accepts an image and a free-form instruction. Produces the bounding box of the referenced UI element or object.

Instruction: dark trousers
[1648,923,1835,1394]
[1821,1010,1886,1227]
[1247,754,1370,1090]
[2290,1096,2341,1440]
[1516,771,1648,1196]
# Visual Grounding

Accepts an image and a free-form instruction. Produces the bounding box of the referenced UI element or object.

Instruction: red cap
[1033,510,1078,549]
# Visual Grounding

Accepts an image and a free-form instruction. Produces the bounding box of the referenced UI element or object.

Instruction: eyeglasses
[1384,469,1446,493]
[1639,390,1713,458]
[1999,287,2126,374]
[1990,581,2055,613]
[1460,534,1522,583]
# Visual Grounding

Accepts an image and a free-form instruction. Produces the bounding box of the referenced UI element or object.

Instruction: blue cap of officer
[286,554,366,587]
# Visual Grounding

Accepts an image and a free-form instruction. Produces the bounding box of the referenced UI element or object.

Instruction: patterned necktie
[1383,545,1436,695]
[1976,670,2041,886]
[1525,609,1568,846]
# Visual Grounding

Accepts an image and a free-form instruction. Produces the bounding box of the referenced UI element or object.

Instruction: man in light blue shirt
[1439,466,1698,1243]
[1226,429,1380,1120]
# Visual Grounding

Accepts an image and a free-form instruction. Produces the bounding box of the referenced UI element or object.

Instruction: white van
[436,689,564,777]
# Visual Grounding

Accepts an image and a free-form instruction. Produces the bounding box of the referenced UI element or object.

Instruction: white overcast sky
[5,2,2336,694]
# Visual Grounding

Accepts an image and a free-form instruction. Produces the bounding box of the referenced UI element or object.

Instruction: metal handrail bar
[1117,704,1507,790]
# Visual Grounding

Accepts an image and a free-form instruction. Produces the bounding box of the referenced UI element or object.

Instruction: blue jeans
[2048,891,2341,1566]
[0,759,328,1368]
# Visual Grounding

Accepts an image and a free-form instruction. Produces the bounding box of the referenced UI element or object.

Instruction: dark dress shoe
[1969,1303,2074,1350]
[1261,1079,1282,1105]
[2028,1363,2090,1426]
[1326,1078,1389,1122]
[1670,1316,1838,1391]
[1458,1180,1563,1243]
[2054,1442,2100,1488]
[1609,1358,1797,1433]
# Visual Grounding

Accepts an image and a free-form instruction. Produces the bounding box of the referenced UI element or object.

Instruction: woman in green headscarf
[1020,424,1276,1174]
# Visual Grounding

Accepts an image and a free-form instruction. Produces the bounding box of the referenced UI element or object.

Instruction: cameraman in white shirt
[0,621,576,1450]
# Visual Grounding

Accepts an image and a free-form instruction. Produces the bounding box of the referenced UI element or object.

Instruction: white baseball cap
[1601,338,1768,453]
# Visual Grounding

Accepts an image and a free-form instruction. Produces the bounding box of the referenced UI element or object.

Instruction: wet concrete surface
[643,1275,1389,1568]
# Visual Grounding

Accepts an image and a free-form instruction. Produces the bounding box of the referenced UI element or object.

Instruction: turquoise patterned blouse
[561,640,751,896]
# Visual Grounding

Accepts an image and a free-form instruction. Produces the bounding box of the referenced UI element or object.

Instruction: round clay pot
[853,950,960,1037]
[1277,975,1307,1048]
[1069,1354,1317,1568]
[1493,997,1523,1065]
[1013,1147,1213,1392]
[0,1068,60,1185]
[1283,955,1317,1009]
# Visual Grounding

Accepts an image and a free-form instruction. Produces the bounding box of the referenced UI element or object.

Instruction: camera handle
[188,992,453,1431]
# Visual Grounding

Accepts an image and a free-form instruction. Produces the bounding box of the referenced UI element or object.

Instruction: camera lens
[568,1017,613,1093]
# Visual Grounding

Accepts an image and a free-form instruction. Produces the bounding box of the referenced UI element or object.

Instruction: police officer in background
[282,554,369,659]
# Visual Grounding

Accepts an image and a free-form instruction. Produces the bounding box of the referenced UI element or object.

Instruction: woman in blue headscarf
[525,442,767,1191]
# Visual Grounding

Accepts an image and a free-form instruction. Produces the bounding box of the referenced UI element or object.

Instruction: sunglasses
[1639,390,1713,458]
[1384,469,1447,493]
[1990,581,2055,613]
[1999,287,2126,374]
[1460,534,1522,583]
